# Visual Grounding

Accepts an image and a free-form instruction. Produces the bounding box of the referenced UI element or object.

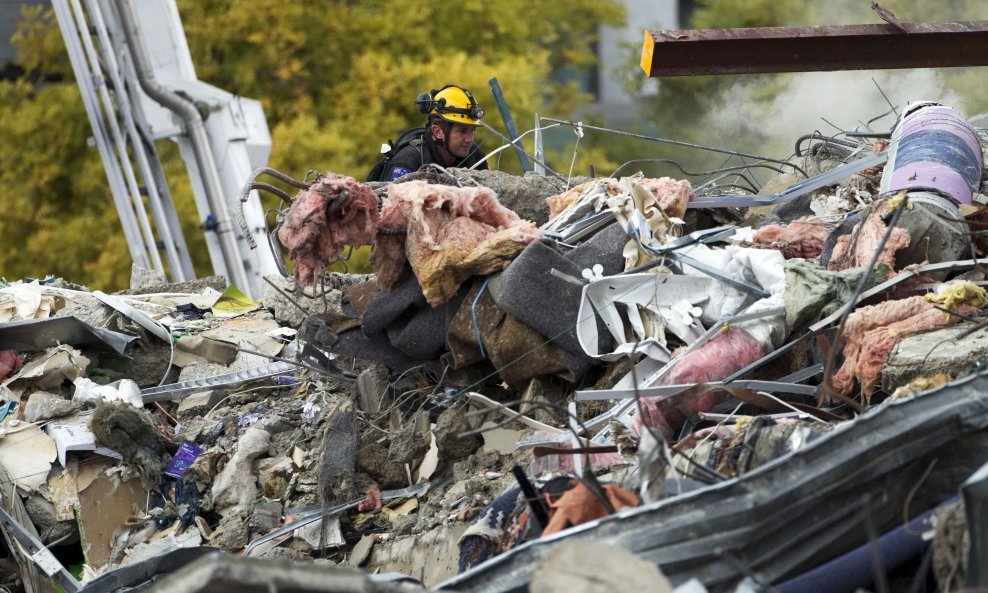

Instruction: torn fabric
[541,482,639,537]
[489,224,628,379]
[446,279,571,386]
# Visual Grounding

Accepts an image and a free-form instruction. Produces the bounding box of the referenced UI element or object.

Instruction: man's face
[441,123,476,159]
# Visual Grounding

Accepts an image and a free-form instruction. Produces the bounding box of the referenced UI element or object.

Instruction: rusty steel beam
[641,21,988,77]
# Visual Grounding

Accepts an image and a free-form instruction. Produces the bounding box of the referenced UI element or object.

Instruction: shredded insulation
[832,295,978,399]
[633,327,767,439]
[371,181,539,306]
[278,174,379,286]
[827,211,910,272]
[752,218,832,259]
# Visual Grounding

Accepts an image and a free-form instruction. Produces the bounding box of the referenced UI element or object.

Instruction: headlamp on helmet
[415,85,484,125]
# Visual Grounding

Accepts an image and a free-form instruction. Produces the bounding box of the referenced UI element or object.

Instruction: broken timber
[641,21,988,77]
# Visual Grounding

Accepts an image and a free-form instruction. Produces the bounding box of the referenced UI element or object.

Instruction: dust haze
[707,70,964,159]
[700,1,988,160]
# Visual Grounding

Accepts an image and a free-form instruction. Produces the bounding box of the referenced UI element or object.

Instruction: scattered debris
[1,97,988,593]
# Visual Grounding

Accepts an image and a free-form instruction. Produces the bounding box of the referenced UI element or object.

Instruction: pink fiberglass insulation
[636,177,693,219]
[0,350,21,381]
[753,219,831,259]
[278,174,379,286]
[371,180,539,306]
[827,211,910,272]
[831,296,970,399]
[632,327,767,439]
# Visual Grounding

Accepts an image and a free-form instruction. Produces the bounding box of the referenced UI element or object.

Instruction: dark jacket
[371,128,488,182]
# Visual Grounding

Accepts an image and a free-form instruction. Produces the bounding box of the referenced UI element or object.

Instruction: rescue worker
[368,85,488,182]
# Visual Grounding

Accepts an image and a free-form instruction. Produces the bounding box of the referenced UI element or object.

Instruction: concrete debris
[530,540,672,593]
[23,391,78,423]
[5,99,988,593]
[89,401,172,487]
[211,427,271,516]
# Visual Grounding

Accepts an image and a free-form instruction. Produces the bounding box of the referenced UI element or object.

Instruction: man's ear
[430,123,446,146]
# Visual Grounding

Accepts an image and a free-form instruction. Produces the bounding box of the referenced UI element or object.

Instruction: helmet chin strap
[430,126,458,166]
[430,121,448,148]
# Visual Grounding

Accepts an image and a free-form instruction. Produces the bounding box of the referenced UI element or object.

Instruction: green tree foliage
[175,0,625,181]
[0,0,624,288]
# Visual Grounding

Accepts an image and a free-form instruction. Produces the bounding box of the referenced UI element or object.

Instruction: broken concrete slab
[434,407,482,465]
[172,336,239,368]
[481,427,523,456]
[176,389,227,416]
[209,513,250,551]
[388,422,428,466]
[367,522,467,586]
[358,442,407,489]
[122,525,202,566]
[530,540,673,593]
[260,274,361,329]
[247,501,283,536]
[199,316,287,373]
[295,516,344,550]
[882,323,988,393]
[212,427,271,516]
[348,534,375,567]
[24,391,79,423]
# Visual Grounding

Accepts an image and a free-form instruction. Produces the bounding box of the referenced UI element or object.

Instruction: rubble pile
[1,100,988,593]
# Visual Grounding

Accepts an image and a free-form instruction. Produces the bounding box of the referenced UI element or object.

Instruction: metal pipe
[118,0,250,292]
[69,0,165,273]
[52,0,154,271]
[83,0,194,280]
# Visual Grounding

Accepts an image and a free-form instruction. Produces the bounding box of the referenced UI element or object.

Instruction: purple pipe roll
[881,102,984,205]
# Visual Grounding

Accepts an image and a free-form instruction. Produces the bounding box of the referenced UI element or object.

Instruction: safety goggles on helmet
[416,85,484,125]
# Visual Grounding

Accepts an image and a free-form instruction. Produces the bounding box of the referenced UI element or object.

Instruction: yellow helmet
[415,85,484,126]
